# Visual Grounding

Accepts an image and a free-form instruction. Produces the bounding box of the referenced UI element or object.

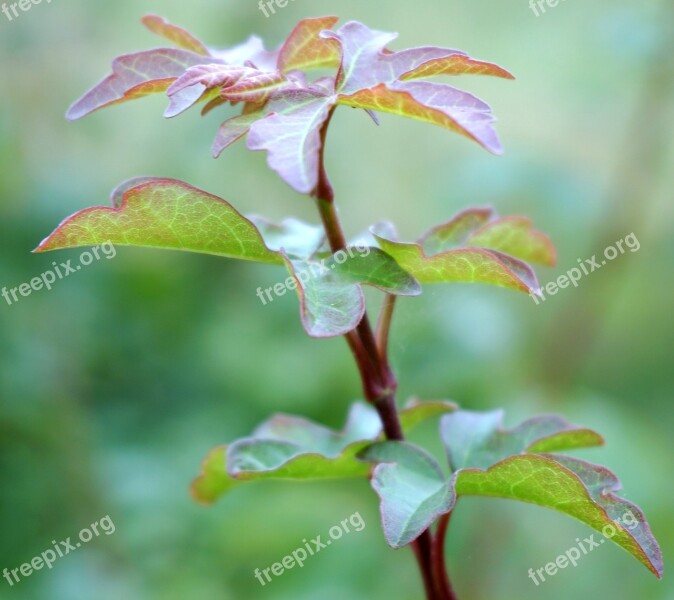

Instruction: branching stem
[312,108,457,600]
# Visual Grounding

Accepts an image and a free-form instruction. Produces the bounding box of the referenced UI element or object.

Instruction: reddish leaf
[66,49,216,120]
[141,14,209,55]
[221,71,292,103]
[169,63,249,95]
[277,16,341,72]
[340,81,503,154]
[65,16,514,190]
[323,21,510,154]
[392,48,514,81]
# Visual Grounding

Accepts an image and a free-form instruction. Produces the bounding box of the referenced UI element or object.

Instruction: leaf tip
[33,234,56,254]
[65,103,84,121]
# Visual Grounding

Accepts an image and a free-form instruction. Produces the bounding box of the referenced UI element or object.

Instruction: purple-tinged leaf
[65,16,514,188]
[220,71,292,104]
[247,89,335,194]
[141,14,209,56]
[168,64,299,104]
[283,248,421,338]
[321,21,399,94]
[212,111,266,158]
[359,442,454,548]
[168,63,249,95]
[211,35,278,71]
[283,254,363,338]
[323,20,509,153]
[247,215,325,259]
[66,48,216,120]
[364,108,381,125]
[277,16,341,73]
[391,47,514,81]
[164,83,210,118]
[165,64,289,116]
[35,179,282,264]
[339,81,503,154]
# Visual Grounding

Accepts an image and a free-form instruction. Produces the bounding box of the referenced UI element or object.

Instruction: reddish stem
[432,513,458,600]
[312,109,456,600]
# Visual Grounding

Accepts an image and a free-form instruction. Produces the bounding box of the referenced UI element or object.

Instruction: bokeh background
[1,1,672,599]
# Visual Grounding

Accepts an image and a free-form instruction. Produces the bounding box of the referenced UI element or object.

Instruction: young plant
[37,15,663,599]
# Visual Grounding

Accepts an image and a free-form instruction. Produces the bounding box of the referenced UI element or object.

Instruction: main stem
[313,110,456,600]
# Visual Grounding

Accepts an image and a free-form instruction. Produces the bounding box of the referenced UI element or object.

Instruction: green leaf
[441,410,604,471]
[191,446,232,504]
[376,237,541,294]
[36,179,422,339]
[455,455,663,577]
[440,410,663,577]
[192,400,452,505]
[373,207,556,295]
[358,442,454,547]
[420,208,556,267]
[191,403,380,505]
[283,247,421,338]
[35,178,282,265]
[399,398,457,431]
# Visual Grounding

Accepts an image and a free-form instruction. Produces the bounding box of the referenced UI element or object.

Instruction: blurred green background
[1,1,672,599]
